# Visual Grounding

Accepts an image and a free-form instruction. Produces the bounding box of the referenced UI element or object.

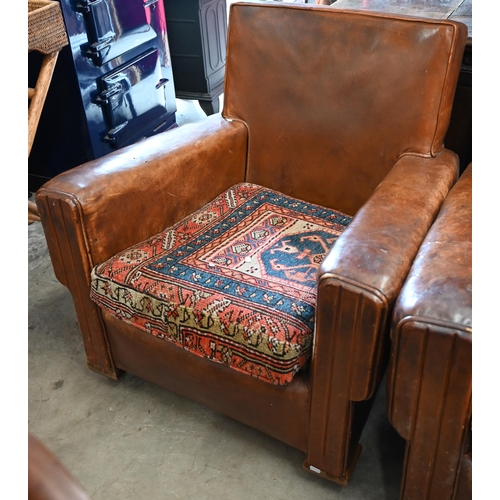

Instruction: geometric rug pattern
[90,183,352,385]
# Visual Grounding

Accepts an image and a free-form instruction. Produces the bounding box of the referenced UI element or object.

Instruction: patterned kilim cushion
[90,184,352,385]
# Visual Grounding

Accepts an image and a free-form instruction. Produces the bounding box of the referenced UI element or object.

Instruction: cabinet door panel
[96,49,171,147]
[78,0,157,66]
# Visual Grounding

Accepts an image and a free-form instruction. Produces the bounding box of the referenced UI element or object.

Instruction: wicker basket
[28,0,68,54]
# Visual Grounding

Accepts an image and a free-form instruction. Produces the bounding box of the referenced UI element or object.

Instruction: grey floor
[28,97,406,499]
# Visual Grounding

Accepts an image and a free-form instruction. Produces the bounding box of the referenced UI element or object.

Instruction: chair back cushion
[90,184,352,385]
[223,2,467,215]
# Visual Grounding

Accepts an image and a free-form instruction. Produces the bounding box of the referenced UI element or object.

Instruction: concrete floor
[28,97,407,499]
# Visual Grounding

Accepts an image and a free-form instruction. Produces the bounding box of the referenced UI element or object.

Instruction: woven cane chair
[36,2,467,485]
[28,0,68,223]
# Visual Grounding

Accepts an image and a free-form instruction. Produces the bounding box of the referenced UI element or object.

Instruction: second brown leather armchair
[36,2,467,486]
[387,164,472,499]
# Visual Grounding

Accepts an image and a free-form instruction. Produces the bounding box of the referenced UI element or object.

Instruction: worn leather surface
[36,3,468,485]
[28,433,91,500]
[37,115,248,275]
[224,2,467,215]
[306,151,458,478]
[104,312,310,452]
[391,165,472,330]
[36,115,248,378]
[387,164,472,499]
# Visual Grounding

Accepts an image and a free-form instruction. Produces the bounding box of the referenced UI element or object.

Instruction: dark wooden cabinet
[445,40,471,175]
[29,0,178,192]
[163,0,227,115]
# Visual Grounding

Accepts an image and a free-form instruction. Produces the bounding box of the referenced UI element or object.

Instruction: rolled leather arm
[36,115,248,286]
[313,149,459,402]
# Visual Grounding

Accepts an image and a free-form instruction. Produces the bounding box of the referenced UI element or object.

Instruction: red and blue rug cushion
[90,184,352,385]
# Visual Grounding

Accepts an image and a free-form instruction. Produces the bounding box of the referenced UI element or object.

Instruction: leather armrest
[36,115,248,287]
[306,150,458,476]
[313,149,459,401]
[390,164,472,330]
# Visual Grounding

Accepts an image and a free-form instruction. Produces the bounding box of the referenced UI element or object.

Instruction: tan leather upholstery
[36,2,467,486]
[224,4,465,215]
[387,164,472,499]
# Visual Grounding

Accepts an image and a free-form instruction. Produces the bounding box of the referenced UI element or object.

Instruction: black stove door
[96,48,170,148]
[28,0,177,191]
[78,0,158,66]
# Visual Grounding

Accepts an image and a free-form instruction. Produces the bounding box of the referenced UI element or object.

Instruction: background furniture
[36,2,467,486]
[28,0,69,223]
[28,0,178,193]
[29,433,91,500]
[163,0,227,115]
[387,164,472,499]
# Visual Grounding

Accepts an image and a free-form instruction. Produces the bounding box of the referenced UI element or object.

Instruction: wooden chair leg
[28,51,59,156]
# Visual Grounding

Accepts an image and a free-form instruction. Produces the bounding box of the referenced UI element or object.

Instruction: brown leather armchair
[35,2,467,486]
[387,164,472,500]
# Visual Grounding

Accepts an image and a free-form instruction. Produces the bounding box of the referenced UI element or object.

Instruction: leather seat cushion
[90,183,352,385]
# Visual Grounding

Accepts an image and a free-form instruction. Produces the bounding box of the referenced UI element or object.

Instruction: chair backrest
[222,2,467,215]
